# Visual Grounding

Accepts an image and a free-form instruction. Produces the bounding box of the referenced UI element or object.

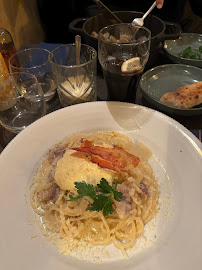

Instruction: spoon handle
[75,35,81,65]
[142,1,156,20]
[75,35,81,87]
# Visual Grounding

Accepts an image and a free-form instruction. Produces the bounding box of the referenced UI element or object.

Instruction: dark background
[36,0,202,43]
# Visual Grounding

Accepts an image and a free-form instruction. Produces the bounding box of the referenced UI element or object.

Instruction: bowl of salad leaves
[164,33,202,68]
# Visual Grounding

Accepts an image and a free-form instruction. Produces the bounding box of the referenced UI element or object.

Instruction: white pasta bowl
[0,101,201,270]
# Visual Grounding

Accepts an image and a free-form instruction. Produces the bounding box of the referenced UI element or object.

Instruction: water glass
[49,44,97,107]
[0,72,46,133]
[9,48,56,102]
[98,23,151,102]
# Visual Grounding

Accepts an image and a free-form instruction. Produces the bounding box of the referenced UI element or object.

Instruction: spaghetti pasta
[30,131,159,257]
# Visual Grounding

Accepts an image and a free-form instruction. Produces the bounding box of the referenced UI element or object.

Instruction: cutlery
[75,35,81,87]
[132,1,156,26]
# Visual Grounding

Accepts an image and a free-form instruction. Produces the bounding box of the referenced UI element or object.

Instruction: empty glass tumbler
[9,48,56,102]
[0,72,46,133]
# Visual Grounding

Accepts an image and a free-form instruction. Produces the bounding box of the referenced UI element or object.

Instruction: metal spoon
[132,1,156,26]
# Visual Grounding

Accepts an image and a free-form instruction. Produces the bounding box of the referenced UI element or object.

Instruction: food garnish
[68,178,123,216]
[179,46,202,60]
[121,57,141,73]
[71,139,140,172]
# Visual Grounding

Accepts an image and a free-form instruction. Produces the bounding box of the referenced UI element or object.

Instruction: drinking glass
[98,23,151,102]
[9,48,56,102]
[49,44,97,107]
[0,72,46,133]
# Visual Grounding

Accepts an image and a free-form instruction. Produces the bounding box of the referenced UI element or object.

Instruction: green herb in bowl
[179,46,202,60]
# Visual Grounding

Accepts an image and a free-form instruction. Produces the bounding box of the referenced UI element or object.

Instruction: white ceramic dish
[0,101,201,270]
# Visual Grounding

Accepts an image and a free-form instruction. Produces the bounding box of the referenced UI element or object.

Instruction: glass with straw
[49,38,97,107]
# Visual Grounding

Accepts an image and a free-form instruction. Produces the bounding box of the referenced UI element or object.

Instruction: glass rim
[9,47,51,70]
[48,44,97,68]
[0,72,39,102]
[98,23,151,45]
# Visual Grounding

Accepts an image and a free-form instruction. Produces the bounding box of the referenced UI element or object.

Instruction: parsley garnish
[179,46,202,60]
[68,178,122,216]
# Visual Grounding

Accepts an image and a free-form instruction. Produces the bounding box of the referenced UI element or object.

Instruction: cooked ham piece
[37,144,66,203]
[114,197,133,219]
[115,184,136,219]
[48,169,55,183]
[38,183,60,202]
[139,182,150,196]
[117,183,135,197]
[48,144,66,165]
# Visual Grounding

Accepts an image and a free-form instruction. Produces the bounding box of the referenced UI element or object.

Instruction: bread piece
[160,81,202,109]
